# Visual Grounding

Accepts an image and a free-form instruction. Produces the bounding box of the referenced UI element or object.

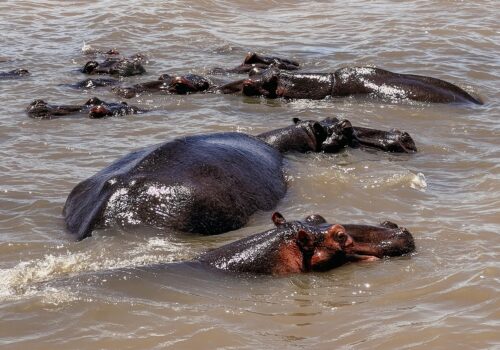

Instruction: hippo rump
[63,117,417,240]
[225,66,482,104]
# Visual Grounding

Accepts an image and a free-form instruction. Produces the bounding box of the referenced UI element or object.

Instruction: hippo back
[63,132,286,240]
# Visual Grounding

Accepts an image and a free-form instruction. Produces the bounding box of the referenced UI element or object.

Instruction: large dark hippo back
[63,132,286,240]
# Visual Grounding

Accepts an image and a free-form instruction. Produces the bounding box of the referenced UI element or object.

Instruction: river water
[0,1,499,349]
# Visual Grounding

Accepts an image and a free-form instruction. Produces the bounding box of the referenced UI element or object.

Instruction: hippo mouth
[344,243,383,261]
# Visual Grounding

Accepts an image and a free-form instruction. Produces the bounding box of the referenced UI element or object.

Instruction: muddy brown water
[0,1,499,349]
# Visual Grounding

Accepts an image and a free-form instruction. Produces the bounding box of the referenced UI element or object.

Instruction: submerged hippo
[63,117,416,240]
[81,55,146,77]
[224,66,482,104]
[26,97,145,119]
[0,68,30,79]
[113,73,211,98]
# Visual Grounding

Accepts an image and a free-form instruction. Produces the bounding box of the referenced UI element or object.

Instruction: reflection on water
[0,0,499,348]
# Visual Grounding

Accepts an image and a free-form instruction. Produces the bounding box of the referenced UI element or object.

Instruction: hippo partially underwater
[224,66,482,104]
[63,117,416,240]
[71,51,481,104]
[26,97,146,119]
[0,68,30,79]
[193,212,415,275]
[113,73,211,98]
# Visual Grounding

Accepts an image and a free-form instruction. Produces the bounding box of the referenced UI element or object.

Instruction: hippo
[0,68,30,79]
[68,77,120,89]
[63,117,416,240]
[26,97,145,119]
[113,73,211,98]
[81,55,146,77]
[145,212,414,276]
[212,52,300,74]
[302,214,415,262]
[225,66,482,104]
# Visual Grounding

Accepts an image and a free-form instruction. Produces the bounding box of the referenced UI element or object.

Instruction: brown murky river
[0,1,499,349]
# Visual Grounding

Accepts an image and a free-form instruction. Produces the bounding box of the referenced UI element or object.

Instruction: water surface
[0,1,499,349]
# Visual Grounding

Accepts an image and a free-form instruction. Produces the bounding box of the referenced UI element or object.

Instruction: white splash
[81,41,93,54]
[410,172,427,191]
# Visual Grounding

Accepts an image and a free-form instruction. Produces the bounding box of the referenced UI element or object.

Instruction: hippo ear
[296,230,314,252]
[292,117,301,124]
[272,212,286,227]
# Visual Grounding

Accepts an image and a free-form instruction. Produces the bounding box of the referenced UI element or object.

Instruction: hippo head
[26,99,50,118]
[242,68,280,98]
[319,118,354,152]
[291,117,354,153]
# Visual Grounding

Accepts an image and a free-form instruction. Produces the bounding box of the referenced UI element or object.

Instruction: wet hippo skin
[152,211,413,275]
[26,97,145,119]
[113,73,211,98]
[234,66,482,104]
[81,56,146,77]
[63,117,416,240]
[212,51,300,74]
